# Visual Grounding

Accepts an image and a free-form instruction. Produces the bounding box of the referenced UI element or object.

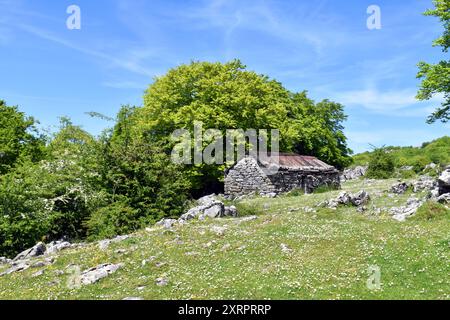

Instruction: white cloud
[334,88,443,117]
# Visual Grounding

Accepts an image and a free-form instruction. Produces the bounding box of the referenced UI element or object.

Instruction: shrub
[366,147,395,179]
[398,169,417,179]
[85,201,141,241]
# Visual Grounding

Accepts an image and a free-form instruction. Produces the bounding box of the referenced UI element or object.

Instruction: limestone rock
[0,260,30,276]
[391,182,410,195]
[413,176,438,193]
[98,235,130,251]
[156,277,169,287]
[46,240,72,255]
[80,263,124,285]
[323,190,370,209]
[437,193,450,204]
[390,197,423,222]
[438,167,450,195]
[340,166,368,181]
[13,242,46,261]
[156,218,178,229]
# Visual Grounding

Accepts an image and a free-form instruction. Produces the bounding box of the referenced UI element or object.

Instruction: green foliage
[0,119,107,257]
[397,169,417,180]
[366,147,395,179]
[0,61,354,257]
[417,0,450,123]
[96,106,192,225]
[134,60,351,194]
[0,101,46,174]
[85,202,141,241]
[352,136,450,170]
[412,201,450,221]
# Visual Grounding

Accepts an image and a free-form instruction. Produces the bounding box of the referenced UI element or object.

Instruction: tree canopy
[0,100,45,174]
[132,60,352,193]
[417,0,450,123]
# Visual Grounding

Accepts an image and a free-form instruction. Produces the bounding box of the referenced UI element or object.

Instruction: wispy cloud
[14,23,155,77]
[335,87,442,117]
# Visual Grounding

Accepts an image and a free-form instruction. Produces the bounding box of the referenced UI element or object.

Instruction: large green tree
[0,100,45,174]
[417,0,450,123]
[134,60,351,194]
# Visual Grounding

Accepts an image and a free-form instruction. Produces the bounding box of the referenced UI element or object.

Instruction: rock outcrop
[322,190,370,209]
[80,263,124,286]
[157,195,239,229]
[340,166,368,182]
[438,166,450,195]
[390,182,411,195]
[390,197,423,222]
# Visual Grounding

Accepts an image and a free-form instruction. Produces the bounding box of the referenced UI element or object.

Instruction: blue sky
[0,0,448,153]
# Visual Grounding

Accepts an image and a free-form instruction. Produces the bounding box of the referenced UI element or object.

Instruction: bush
[85,202,141,241]
[397,169,417,179]
[0,151,106,257]
[366,148,395,179]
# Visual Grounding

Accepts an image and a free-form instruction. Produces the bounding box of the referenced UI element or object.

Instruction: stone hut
[224,153,340,198]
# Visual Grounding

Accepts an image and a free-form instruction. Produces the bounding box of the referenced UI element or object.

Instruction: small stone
[156,277,169,287]
[280,243,293,254]
[32,270,45,278]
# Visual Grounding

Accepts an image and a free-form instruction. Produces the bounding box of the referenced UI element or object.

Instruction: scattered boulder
[412,176,438,193]
[437,193,450,204]
[340,166,368,181]
[280,243,292,254]
[0,260,30,276]
[0,257,10,265]
[224,206,238,217]
[98,235,130,251]
[13,242,46,261]
[179,194,238,222]
[210,226,227,236]
[438,166,450,195]
[323,191,370,209]
[46,240,72,255]
[350,190,371,206]
[156,219,178,230]
[155,277,169,287]
[32,270,45,278]
[391,182,411,195]
[390,197,423,222]
[424,163,438,171]
[80,263,124,285]
[400,166,414,171]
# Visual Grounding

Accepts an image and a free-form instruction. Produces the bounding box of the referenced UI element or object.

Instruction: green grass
[0,179,449,300]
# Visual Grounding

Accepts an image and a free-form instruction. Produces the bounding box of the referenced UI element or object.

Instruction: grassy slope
[0,179,449,300]
[352,136,450,168]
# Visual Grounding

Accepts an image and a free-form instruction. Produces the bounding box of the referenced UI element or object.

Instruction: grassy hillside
[0,179,448,300]
[352,136,450,171]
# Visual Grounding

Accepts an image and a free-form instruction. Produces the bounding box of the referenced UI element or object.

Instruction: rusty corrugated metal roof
[257,153,335,171]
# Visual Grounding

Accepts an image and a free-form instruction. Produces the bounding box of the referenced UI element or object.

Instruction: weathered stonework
[225,156,340,198]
